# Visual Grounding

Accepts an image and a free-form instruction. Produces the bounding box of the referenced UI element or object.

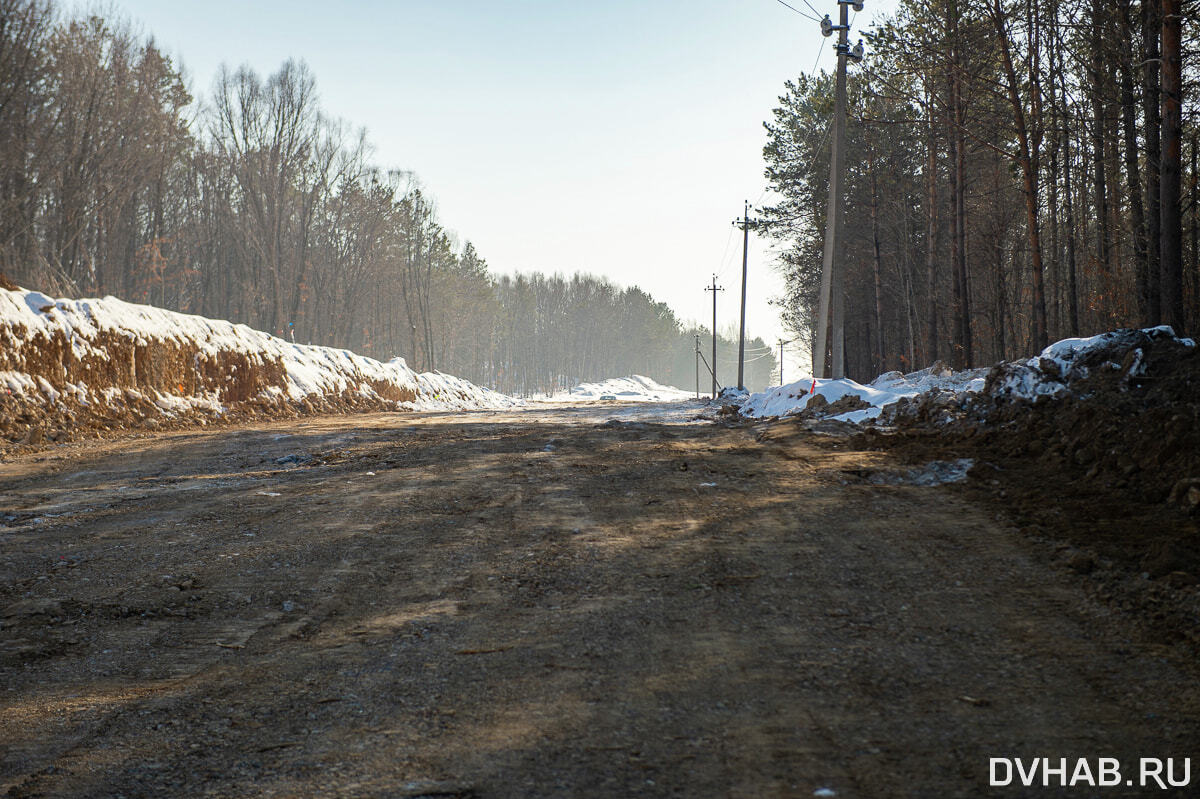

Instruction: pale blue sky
[116,0,893,382]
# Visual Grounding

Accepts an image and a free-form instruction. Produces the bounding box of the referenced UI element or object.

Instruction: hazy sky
[115,0,891,384]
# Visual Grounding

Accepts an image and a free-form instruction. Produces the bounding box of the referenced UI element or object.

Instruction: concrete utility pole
[814,2,864,379]
[705,276,724,399]
[734,201,759,391]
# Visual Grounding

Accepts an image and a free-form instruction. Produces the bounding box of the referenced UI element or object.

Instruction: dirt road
[2,404,1198,797]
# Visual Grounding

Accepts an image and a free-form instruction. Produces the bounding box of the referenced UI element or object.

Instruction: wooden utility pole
[814,1,862,379]
[734,201,758,391]
[705,276,724,398]
[778,339,792,386]
[694,333,701,399]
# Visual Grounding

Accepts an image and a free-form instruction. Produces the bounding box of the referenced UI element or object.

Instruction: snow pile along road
[739,362,987,423]
[532,375,695,404]
[0,286,517,446]
[984,326,1196,400]
[738,326,1197,426]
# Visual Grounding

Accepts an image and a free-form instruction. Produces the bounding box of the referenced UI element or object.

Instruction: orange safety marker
[810,379,817,395]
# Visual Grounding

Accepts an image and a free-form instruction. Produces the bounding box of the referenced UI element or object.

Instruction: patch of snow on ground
[530,375,694,404]
[739,363,988,421]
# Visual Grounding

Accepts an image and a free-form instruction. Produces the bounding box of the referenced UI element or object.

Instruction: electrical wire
[810,37,828,77]
[771,0,822,23]
[715,223,736,279]
[718,352,775,364]
[797,0,825,21]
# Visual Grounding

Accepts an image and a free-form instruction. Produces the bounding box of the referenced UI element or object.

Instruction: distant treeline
[0,1,776,394]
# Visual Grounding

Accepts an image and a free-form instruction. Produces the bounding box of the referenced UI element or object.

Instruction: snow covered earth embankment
[738,325,1200,529]
[0,287,517,448]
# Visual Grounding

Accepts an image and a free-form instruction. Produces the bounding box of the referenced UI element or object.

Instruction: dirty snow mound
[985,326,1195,400]
[739,362,987,423]
[739,327,1196,427]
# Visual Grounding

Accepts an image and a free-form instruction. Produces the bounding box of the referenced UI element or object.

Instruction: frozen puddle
[846,458,974,487]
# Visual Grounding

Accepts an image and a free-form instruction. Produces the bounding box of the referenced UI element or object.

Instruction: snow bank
[738,326,1197,426]
[740,362,986,422]
[986,326,1195,400]
[0,286,517,431]
[531,375,694,404]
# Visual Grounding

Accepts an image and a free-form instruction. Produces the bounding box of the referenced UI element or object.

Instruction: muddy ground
[2,403,1199,797]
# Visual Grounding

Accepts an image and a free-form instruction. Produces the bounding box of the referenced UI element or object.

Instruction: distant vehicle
[599,394,617,401]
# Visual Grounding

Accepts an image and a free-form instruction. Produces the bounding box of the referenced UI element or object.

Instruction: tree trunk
[946,0,972,368]
[1047,48,1062,339]
[924,89,940,364]
[868,140,886,372]
[900,200,917,367]
[993,0,1048,350]
[1191,132,1198,326]
[1144,0,1163,322]
[1090,0,1111,278]
[1160,0,1184,331]
[1120,0,1149,320]
[1058,54,1081,335]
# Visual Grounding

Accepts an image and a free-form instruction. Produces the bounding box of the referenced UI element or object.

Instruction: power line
[810,37,827,77]
[719,352,774,364]
[797,0,826,22]
[715,224,736,278]
[770,0,822,23]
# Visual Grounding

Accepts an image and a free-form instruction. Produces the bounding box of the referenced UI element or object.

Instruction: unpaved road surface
[2,403,1198,797]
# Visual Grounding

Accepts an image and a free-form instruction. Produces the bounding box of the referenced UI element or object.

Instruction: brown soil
[0,387,418,459]
[858,333,1200,654]
[3,404,1199,797]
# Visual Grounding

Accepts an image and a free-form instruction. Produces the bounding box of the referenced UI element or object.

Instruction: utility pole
[777,338,793,386]
[814,2,864,379]
[694,333,701,399]
[705,275,724,399]
[734,201,759,392]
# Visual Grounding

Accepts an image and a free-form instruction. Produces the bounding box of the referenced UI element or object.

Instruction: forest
[763,0,1198,379]
[0,0,777,395]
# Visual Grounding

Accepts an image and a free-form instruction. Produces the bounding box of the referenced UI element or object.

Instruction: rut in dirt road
[2,404,1198,798]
